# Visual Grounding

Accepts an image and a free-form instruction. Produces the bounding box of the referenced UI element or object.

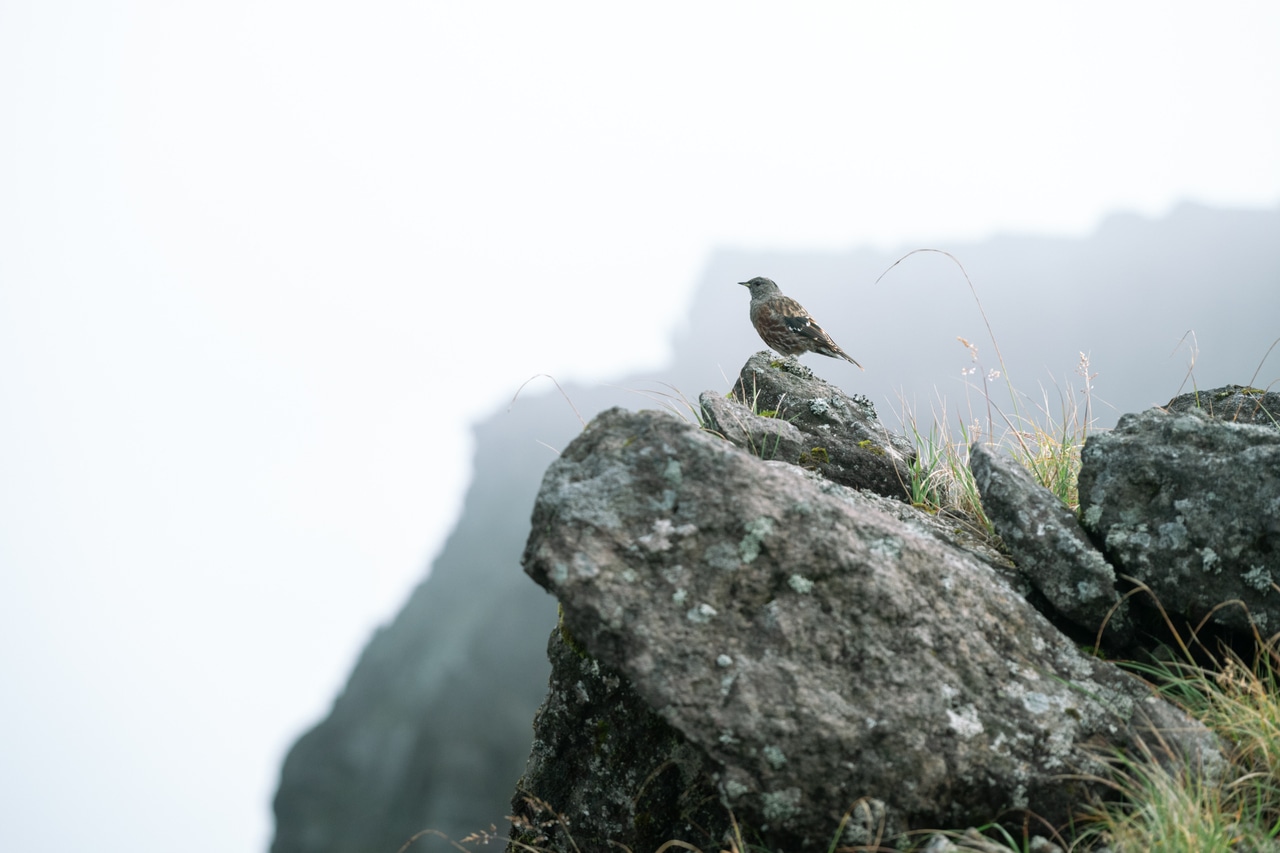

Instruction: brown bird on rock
[739,277,864,369]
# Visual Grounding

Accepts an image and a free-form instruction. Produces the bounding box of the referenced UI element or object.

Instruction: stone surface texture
[510,624,724,852]
[1078,405,1280,633]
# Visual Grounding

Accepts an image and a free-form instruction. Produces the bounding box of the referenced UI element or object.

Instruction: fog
[1,3,1277,851]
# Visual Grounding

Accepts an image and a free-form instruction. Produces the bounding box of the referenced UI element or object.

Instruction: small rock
[969,442,1130,645]
[698,351,915,499]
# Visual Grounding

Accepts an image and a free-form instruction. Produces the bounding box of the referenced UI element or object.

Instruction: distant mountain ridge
[270,201,1280,852]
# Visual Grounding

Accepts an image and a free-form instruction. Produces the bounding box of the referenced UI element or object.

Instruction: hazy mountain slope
[271,202,1280,851]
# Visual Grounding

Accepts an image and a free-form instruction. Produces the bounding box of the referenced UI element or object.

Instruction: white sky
[1,3,1278,852]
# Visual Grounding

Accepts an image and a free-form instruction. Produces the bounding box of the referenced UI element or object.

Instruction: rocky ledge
[508,360,1277,850]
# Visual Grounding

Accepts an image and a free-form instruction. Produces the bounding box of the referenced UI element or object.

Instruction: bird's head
[738,277,780,299]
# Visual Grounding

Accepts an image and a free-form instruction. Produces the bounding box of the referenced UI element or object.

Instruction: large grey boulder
[969,443,1130,645]
[516,406,1223,850]
[1078,405,1280,634]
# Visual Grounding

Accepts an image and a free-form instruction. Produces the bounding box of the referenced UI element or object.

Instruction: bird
[739,276,864,369]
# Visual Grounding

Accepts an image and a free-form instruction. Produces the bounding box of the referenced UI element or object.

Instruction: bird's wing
[778,299,834,345]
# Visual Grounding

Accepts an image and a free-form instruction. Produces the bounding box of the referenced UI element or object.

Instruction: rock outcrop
[1078,398,1280,634]
[699,352,916,500]
[513,396,1225,850]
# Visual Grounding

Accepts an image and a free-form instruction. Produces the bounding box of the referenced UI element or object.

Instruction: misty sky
[2,3,1278,852]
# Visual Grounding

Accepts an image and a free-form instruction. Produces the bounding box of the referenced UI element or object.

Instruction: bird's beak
[738,281,749,287]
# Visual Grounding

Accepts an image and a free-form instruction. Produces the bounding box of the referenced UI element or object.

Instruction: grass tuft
[884,250,1106,527]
